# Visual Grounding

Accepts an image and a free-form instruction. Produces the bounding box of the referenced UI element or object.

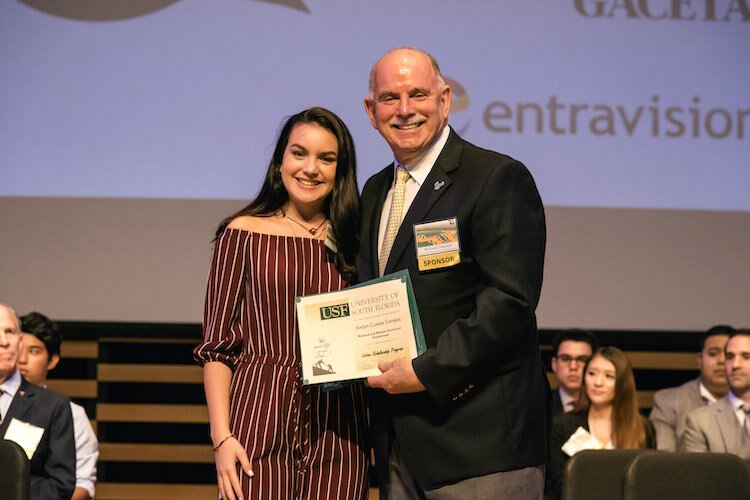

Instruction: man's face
[725,335,750,398]
[365,49,451,165]
[0,307,21,382]
[697,334,729,390]
[18,333,57,386]
[551,340,593,394]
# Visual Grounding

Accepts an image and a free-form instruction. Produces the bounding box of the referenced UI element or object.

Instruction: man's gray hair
[0,303,20,329]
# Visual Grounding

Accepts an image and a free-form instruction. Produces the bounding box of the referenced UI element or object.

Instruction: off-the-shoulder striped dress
[194,229,369,499]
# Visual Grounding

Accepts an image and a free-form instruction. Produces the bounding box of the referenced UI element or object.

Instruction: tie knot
[395,166,410,184]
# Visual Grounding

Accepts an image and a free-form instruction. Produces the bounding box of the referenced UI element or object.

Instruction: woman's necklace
[280,207,327,236]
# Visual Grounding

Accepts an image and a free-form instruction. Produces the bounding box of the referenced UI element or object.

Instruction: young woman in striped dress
[194,107,368,500]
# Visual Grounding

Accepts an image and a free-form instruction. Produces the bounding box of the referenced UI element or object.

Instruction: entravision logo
[445,77,471,135]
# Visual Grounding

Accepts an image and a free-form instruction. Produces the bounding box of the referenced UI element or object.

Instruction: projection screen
[1,0,748,329]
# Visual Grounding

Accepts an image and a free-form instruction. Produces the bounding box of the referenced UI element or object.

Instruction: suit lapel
[384,130,463,275]
[1,378,35,435]
[687,379,704,408]
[714,397,742,454]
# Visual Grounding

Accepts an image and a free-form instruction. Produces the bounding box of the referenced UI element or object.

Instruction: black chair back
[0,439,31,500]
[623,452,750,500]
[562,449,655,500]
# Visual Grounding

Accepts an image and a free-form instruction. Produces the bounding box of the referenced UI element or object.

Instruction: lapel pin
[19,391,25,397]
[434,180,445,191]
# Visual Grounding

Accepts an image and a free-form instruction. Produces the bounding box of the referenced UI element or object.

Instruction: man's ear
[364,98,377,129]
[441,84,452,119]
[47,353,60,371]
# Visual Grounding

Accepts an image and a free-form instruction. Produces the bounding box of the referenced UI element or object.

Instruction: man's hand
[367,358,426,394]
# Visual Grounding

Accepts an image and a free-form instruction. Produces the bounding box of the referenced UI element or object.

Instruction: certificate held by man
[296,269,426,385]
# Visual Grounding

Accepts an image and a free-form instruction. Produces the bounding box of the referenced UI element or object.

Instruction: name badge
[413,217,461,272]
[4,418,45,459]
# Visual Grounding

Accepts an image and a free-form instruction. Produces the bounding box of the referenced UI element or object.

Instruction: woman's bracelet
[213,433,235,452]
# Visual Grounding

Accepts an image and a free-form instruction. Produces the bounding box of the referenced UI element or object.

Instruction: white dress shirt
[0,368,21,421]
[698,382,718,405]
[377,125,451,256]
[71,401,99,497]
[728,391,750,428]
[558,387,577,413]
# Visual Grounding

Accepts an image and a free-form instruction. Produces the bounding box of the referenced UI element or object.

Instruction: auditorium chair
[0,439,30,500]
[562,449,656,500]
[623,451,750,500]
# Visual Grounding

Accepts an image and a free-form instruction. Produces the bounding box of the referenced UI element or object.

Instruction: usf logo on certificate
[295,270,426,385]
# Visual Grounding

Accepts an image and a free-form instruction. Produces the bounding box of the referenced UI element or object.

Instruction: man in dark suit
[549,329,599,417]
[0,303,75,500]
[360,47,548,499]
[649,325,732,451]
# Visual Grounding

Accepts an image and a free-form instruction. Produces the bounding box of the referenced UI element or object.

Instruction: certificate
[295,269,426,385]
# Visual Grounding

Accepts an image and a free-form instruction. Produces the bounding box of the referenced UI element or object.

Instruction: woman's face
[585,355,617,407]
[280,123,338,216]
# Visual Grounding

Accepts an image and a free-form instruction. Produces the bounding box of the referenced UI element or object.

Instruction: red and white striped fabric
[194,229,369,499]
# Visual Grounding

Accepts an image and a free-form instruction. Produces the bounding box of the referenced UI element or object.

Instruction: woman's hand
[214,436,253,500]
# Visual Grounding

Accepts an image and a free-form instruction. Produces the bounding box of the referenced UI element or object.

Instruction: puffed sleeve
[193,229,250,369]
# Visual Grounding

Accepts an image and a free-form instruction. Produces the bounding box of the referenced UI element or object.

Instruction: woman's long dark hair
[216,107,360,282]
[574,346,646,449]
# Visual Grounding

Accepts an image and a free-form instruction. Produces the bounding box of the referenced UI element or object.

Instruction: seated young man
[550,329,599,416]
[649,325,732,451]
[19,311,99,500]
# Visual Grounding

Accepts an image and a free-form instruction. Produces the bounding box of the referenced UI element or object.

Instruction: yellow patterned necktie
[379,166,410,277]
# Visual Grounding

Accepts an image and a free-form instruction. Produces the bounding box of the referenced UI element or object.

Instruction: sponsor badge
[413,217,461,272]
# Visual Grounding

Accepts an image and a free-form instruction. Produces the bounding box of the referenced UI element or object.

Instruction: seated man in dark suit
[681,329,750,464]
[649,325,732,451]
[0,303,75,500]
[550,329,599,416]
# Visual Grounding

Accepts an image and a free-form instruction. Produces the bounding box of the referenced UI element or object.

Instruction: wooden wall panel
[49,323,704,499]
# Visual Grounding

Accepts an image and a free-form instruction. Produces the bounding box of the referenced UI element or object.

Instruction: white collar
[728,391,746,412]
[392,125,451,187]
[0,368,22,397]
[698,381,718,404]
[559,387,577,410]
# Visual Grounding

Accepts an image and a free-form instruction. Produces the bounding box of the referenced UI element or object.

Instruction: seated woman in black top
[546,346,656,500]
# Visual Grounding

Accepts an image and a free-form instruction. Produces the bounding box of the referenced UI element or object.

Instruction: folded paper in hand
[561,426,607,457]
